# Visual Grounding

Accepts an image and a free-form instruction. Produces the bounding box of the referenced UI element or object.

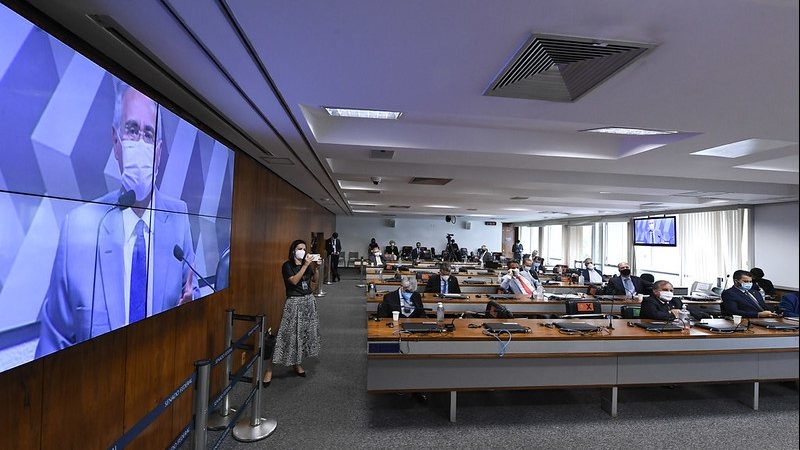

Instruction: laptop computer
[401,322,442,333]
[553,322,603,332]
[483,322,530,333]
[749,319,800,330]
[634,322,684,332]
[488,294,518,300]
[693,319,741,332]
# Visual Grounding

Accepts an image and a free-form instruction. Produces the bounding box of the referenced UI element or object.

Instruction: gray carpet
[202,268,798,449]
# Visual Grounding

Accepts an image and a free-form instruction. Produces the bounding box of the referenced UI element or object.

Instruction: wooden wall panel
[0,359,42,449]
[0,152,334,449]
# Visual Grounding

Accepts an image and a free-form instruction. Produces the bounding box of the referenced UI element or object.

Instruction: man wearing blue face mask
[36,81,198,357]
[377,277,426,318]
[721,270,779,318]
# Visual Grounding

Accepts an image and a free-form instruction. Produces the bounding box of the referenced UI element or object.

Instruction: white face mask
[295,249,306,261]
[120,139,155,202]
[586,263,594,270]
[511,268,519,276]
[659,291,674,301]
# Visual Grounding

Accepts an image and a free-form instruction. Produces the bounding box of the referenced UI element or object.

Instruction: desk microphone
[89,190,136,338]
[607,293,616,330]
[173,244,216,292]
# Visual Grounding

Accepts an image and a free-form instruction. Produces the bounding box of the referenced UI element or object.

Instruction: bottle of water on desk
[679,304,691,330]
[536,284,544,300]
[367,283,376,299]
[436,302,445,324]
[577,273,585,285]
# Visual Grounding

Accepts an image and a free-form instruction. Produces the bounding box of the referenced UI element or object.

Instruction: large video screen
[0,5,234,372]
[633,216,677,247]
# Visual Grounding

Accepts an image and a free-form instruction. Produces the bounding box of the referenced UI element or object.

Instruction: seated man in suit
[377,277,426,318]
[578,258,604,285]
[749,267,776,298]
[522,257,540,281]
[721,270,779,318]
[779,292,799,318]
[384,240,400,261]
[425,263,461,294]
[476,244,492,265]
[640,280,683,320]
[368,247,385,267]
[499,260,540,296]
[410,242,424,261]
[604,262,647,297]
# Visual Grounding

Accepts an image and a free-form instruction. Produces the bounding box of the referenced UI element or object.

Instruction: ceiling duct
[485,33,655,102]
[370,150,395,159]
[410,177,452,185]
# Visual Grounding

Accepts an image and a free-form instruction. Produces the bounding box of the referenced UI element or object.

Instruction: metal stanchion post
[356,257,366,288]
[208,309,236,430]
[233,315,277,442]
[193,360,211,450]
[315,259,327,297]
[324,255,332,285]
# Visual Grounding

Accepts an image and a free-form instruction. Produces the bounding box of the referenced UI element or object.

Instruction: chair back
[346,251,359,267]
[564,300,602,315]
[620,305,641,319]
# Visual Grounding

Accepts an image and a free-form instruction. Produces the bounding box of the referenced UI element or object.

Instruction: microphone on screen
[89,190,137,338]
[173,244,216,292]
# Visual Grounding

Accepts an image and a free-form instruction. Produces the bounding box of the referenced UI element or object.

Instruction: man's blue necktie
[442,278,448,294]
[623,277,635,295]
[130,220,146,324]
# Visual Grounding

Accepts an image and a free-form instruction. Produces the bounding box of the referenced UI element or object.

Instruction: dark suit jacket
[754,278,776,297]
[384,245,399,257]
[604,275,647,296]
[377,289,426,318]
[721,286,768,318]
[640,295,683,320]
[410,248,423,260]
[325,237,342,255]
[424,274,461,294]
[779,292,799,317]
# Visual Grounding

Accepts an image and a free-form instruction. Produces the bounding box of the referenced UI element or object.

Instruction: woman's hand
[303,254,314,266]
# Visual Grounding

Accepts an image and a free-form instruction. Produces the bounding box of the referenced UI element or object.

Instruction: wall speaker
[387,219,396,228]
[463,221,471,230]
[445,215,452,223]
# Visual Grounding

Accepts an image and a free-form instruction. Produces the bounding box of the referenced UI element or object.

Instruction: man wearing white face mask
[721,270,779,318]
[36,81,197,357]
[640,280,684,320]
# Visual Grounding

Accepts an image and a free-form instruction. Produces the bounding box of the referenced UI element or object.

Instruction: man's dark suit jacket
[721,286,769,318]
[326,237,342,255]
[410,247,423,260]
[604,275,648,295]
[640,295,683,320]
[424,274,461,294]
[377,289,426,318]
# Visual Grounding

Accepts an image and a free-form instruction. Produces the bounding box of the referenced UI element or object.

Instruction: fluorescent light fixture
[580,127,679,136]
[503,208,530,212]
[352,209,380,214]
[692,139,795,158]
[324,107,402,120]
[425,205,457,209]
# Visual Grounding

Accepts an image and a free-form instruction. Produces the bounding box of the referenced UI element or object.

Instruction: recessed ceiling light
[425,205,457,209]
[324,107,402,120]
[580,127,679,136]
[503,208,530,211]
[692,139,795,158]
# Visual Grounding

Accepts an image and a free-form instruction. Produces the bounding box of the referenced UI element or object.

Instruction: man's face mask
[120,139,155,202]
[659,291,674,302]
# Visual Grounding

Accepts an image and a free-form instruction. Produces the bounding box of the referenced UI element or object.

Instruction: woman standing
[263,239,321,384]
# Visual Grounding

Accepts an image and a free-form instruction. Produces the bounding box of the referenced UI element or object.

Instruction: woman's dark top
[283,260,313,296]
[755,278,776,297]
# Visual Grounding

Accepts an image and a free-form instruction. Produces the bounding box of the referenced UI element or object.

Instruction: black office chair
[620,305,641,319]
[400,246,412,259]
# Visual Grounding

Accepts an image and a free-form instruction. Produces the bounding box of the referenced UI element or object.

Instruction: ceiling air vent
[510,196,529,200]
[370,150,395,159]
[365,190,381,194]
[388,205,411,209]
[485,33,655,102]
[410,177,452,185]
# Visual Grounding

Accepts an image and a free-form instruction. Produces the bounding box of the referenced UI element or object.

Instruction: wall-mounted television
[0,4,234,373]
[633,216,677,246]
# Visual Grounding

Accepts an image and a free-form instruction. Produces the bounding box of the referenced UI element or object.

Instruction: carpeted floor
[204,268,799,449]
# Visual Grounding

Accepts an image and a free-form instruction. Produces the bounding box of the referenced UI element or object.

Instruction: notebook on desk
[634,322,684,332]
[554,322,603,332]
[483,322,529,333]
[441,293,469,299]
[693,319,740,332]
[749,319,799,330]
[401,322,442,333]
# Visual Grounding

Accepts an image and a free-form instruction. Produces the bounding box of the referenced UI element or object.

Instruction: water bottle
[577,274,585,285]
[367,283,376,299]
[679,304,690,330]
[436,302,445,323]
[536,284,544,300]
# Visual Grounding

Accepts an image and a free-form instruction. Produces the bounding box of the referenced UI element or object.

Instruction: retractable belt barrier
[108,310,275,449]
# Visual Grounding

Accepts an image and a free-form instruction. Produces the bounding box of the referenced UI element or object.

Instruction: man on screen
[644,219,664,244]
[35,81,197,357]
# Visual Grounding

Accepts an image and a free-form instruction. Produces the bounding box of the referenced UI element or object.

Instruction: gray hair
[112,78,162,140]
[400,276,417,291]
[652,280,672,292]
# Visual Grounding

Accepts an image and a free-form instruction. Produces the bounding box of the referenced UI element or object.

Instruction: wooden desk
[366,292,638,316]
[372,280,501,294]
[367,318,799,421]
